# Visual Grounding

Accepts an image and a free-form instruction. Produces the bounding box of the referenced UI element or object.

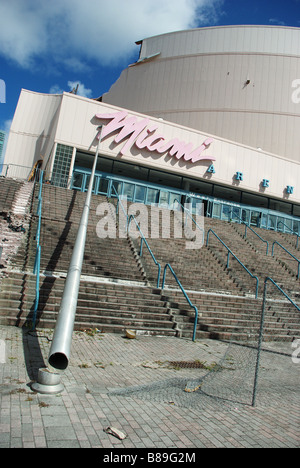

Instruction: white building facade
[3,26,300,233]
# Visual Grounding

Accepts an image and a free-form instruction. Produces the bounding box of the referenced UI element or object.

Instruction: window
[221,205,231,221]
[123,182,135,200]
[83,174,97,193]
[135,185,146,203]
[250,211,261,227]
[293,220,300,235]
[146,188,159,204]
[111,180,122,197]
[72,172,84,190]
[98,177,109,195]
[231,207,241,222]
[159,191,169,206]
[268,215,276,230]
[241,209,250,224]
[52,144,73,188]
[212,203,221,219]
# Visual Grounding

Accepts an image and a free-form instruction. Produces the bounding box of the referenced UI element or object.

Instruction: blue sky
[0,0,299,158]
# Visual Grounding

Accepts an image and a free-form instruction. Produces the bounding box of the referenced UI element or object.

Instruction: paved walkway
[0,325,299,449]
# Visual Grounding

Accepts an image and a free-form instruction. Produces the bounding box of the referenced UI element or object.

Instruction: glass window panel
[268,215,276,230]
[192,198,203,216]
[72,172,84,190]
[84,174,96,193]
[146,188,159,204]
[282,218,293,233]
[231,207,241,222]
[241,209,250,224]
[111,180,122,197]
[159,191,169,206]
[212,203,221,218]
[52,144,73,188]
[169,193,181,209]
[293,220,299,235]
[135,185,146,203]
[276,217,285,231]
[123,182,135,200]
[98,178,109,195]
[261,213,267,228]
[221,205,231,221]
[250,211,261,226]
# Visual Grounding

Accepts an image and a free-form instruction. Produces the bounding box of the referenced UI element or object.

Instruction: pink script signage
[95,111,215,164]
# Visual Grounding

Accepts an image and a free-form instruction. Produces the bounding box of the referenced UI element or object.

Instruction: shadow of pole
[20,188,78,381]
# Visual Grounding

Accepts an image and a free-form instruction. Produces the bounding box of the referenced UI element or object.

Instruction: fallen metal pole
[48,127,103,370]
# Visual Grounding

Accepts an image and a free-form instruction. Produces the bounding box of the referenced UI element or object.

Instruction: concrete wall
[102,25,300,162]
[4,90,62,177]
[4,89,300,205]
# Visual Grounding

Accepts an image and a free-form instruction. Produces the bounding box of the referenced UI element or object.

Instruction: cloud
[67,81,93,98]
[269,18,287,26]
[49,85,64,95]
[49,81,93,98]
[0,0,223,70]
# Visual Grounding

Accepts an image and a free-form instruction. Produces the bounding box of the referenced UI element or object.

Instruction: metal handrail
[252,276,300,406]
[206,229,259,298]
[32,170,44,330]
[112,186,161,288]
[173,198,205,242]
[244,223,269,255]
[277,221,299,248]
[162,263,199,342]
[232,212,269,255]
[128,214,161,288]
[272,241,300,279]
[264,277,300,310]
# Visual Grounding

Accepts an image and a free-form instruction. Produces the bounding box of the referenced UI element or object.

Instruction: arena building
[3,25,300,234]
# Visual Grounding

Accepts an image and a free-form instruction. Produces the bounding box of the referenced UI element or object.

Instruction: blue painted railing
[244,223,269,255]
[277,221,299,249]
[231,212,269,255]
[272,241,300,279]
[127,214,161,288]
[264,277,300,311]
[32,170,44,330]
[112,187,161,288]
[162,263,199,342]
[173,198,205,244]
[206,229,259,298]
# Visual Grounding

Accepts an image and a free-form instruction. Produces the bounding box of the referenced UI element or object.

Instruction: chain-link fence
[111,280,299,409]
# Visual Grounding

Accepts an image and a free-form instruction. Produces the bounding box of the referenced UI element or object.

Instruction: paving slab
[0,325,299,450]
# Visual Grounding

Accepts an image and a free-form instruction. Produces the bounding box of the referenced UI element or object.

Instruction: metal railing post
[252,276,300,407]
[252,278,267,407]
[32,170,44,330]
[162,263,199,342]
[48,127,103,371]
[272,241,300,279]
[206,229,259,298]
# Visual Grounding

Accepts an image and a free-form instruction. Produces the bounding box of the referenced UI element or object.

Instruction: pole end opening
[48,352,69,371]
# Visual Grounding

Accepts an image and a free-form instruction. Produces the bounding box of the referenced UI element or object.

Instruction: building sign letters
[95,111,215,164]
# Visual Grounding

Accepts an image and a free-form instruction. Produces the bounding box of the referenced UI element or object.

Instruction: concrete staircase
[0,272,177,336]
[0,179,299,342]
[0,179,33,273]
[162,288,300,342]
[205,217,300,299]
